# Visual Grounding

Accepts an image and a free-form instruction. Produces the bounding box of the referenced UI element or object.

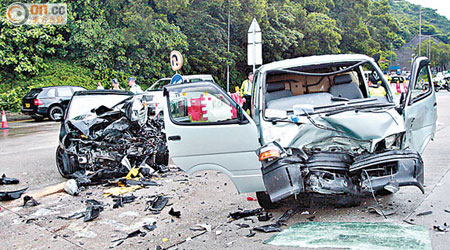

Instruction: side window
[410,66,431,101]
[168,86,239,124]
[46,88,56,98]
[58,87,73,97]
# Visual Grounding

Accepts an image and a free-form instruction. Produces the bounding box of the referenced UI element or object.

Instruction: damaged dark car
[56,90,169,183]
[161,54,437,208]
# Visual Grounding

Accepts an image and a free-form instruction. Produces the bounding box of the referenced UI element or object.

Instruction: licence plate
[25,103,30,108]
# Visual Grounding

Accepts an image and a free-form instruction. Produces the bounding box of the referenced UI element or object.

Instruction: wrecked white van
[162,54,437,208]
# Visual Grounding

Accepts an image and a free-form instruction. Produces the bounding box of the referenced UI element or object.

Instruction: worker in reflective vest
[240,72,254,113]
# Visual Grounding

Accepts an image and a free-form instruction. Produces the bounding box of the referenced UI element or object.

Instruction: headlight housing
[384,133,404,149]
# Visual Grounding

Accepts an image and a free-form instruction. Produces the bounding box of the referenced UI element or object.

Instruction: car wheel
[256,191,280,209]
[49,105,64,121]
[56,146,77,178]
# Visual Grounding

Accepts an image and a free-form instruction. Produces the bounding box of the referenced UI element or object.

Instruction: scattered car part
[229,208,263,220]
[0,188,27,201]
[258,212,272,222]
[145,196,168,212]
[246,230,256,237]
[112,194,136,209]
[57,211,85,220]
[433,223,449,232]
[23,196,39,207]
[143,222,157,232]
[416,211,433,216]
[0,174,19,185]
[254,223,282,233]
[64,179,79,196]
[168,208,181,218]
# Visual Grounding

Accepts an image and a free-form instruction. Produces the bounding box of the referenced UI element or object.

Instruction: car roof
[258,54,374,72]
[37,85,86,89]
[73,90,134,96]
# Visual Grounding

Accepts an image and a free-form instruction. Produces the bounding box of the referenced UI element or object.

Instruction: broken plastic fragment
[145,196,168,212]
[246,197,257,201]
[168,208,181,218]
[190,224,212,232]
[229,208,263,220]
[433,223,449,232]
[64,179,79,196]
[112,194,136,209]
[84,205,103,222]
[57,211,85,220]
[0,174,19,185]
[125,179,158,187]
[254,223,282,233]
[367,205,397,216]
[23,195,39,207]
[258,212,272,222]
[0,188,27,201]
[143,222,157,232]
[416,211,433,216]
[277,207,302,224]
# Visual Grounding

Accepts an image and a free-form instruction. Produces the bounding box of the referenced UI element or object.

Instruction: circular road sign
[170,50,183,72]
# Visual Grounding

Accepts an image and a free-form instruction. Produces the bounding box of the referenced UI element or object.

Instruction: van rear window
[25,88,42,98]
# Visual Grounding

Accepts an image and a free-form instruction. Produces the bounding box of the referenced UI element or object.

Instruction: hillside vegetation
[1,0,449,111]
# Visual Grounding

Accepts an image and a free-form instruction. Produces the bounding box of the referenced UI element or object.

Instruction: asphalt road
[0,92,449,249]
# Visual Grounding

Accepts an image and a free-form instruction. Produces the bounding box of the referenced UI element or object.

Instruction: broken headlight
[384,133,404,149]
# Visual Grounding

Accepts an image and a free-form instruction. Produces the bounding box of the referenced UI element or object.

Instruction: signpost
[247,18,262,73]
[170,50,184,84]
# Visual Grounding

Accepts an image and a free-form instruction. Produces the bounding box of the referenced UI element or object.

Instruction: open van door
[163,82,264,193]
[402,57,437,154]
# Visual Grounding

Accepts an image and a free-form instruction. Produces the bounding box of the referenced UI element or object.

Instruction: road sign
[170,50,183,72]
[247,18,262,72]
[170,74,183,84]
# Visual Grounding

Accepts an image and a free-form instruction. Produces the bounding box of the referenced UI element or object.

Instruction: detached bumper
[350,150,424,194]
[261,150,424,203]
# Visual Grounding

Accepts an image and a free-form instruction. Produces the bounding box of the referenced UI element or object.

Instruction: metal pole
[226,5,230,92]
[419,7,422,56]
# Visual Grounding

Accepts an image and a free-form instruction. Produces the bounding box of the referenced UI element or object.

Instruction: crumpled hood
[262,108,405,153]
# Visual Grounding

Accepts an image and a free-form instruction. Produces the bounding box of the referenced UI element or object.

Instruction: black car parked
[22,86,86,121]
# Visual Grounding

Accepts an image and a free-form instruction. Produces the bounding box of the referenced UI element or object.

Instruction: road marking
[0,145,57,155]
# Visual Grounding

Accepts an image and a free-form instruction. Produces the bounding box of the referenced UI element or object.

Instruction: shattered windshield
[263,60,393,120]
[67,94,132,120]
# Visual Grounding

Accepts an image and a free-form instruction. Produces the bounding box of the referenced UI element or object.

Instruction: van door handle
[168,135,181,141]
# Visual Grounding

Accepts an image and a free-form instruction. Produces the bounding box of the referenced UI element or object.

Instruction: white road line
[0,145,57,155]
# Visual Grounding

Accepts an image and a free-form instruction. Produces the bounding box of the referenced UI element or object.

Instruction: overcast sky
[405,0,450,20]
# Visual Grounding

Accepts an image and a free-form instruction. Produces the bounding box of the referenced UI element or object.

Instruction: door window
[410,66,431,102]
[46,88,56,98]
[57,87,73,97]
[167,85,240,124]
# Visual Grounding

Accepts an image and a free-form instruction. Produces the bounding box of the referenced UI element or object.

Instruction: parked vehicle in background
[142,75,215,115]
[162,54,437,209]
[434,77,450,92]
[21,86,86,121]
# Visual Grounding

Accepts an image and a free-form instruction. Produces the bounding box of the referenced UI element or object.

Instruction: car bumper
[261,150,424,202]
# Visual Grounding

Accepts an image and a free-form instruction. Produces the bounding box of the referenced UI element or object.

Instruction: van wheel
[256,191,279,209]
[56,146,77,178]
[49,105,64,121]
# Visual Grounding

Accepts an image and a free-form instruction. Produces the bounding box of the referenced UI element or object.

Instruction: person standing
[112,78,123,90]
[240,72,254,112]
[96,81,104,90]
[128,77,143,94]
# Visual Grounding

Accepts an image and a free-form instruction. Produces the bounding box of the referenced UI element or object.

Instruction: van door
[402,57,437,154]
[163,82,264,193]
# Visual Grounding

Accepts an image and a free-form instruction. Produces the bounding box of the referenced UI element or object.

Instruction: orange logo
[6,3,28,25]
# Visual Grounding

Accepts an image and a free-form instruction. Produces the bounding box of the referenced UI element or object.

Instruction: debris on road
[111,229,147,247]
[143,222,157,232]
[0,174,19,185]
[84,199,105,222]
[145,195,169,212]
[112,194,136,209]
[104,186,141,197]
[168,207,181,218]
[433,223,449,232]
[416,211,433,216]
[0,188,27,201]
[190,224,212,232]
[64,179,79,196]
[367,205,397,217]
[254,223,282,233]
[57,211,85,220]
[246,197,257,201]
[22,195,39,207]
[229,208,263,220]
[257,212,272,222]
[246,230,256,237]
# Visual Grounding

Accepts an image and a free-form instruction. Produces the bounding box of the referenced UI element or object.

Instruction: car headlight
[384,133,403,149]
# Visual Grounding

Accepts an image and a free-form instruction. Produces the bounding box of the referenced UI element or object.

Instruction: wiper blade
[323,103,394,116]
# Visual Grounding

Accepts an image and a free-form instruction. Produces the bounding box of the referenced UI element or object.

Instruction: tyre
[56,146,78,178]
[256,191,280,209]
[49,105,64,121]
